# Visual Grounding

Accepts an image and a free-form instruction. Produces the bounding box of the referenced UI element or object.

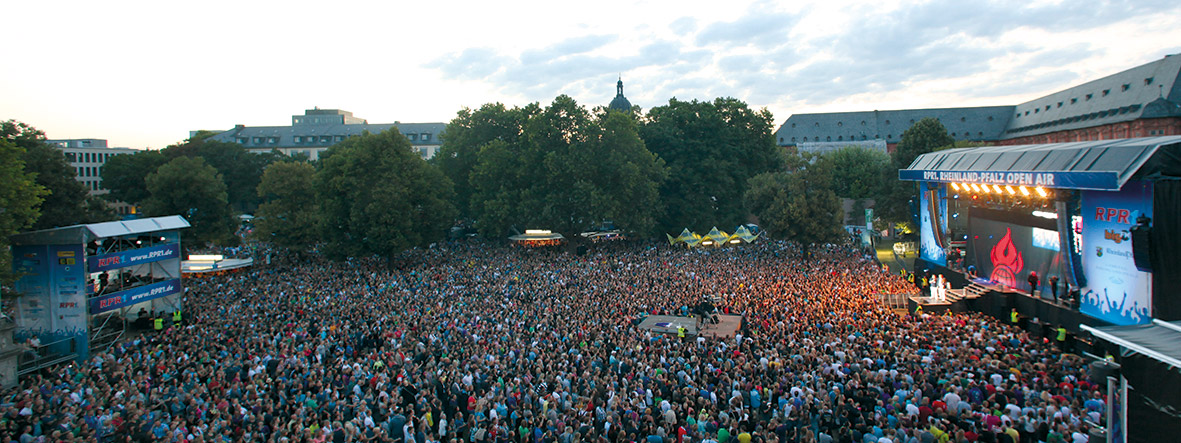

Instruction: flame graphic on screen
[989,227,1024,287]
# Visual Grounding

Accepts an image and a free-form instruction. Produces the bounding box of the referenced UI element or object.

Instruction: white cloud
[1,0,1178,148]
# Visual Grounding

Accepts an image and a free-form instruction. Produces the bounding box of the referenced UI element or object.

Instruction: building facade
[203,109,447,161]
[45,139,137,215]
[774,54,1181,151]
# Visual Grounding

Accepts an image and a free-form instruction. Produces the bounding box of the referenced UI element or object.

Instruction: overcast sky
[3,0,1179,150]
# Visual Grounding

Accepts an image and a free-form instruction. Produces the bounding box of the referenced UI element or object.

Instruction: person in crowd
[0,239,1096,442]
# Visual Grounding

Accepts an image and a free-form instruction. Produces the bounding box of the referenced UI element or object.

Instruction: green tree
[640,97,783,232]
[467,96,666,237]
[144,157,236,248]
[891,117,955,171]
[744,153,843,255]
[163,138,280,213]
[880,118,956,225]
[317,129,456,260]
[432,103,537,219]
[0,136,47,288]
[255,161,320,249]
[101,149,168,206]
[2,120,109,230]
[816,145,891,199]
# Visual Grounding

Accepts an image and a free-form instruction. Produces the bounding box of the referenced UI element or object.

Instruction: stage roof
[899,136,1181,190]
[10,215,190,246]
[1082,320,1181,370]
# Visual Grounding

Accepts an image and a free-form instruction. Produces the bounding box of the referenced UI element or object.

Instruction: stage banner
[88,243,180,273]
[89,278,181,315]
[898,169,1120,190]
[1080,181,1153,325]
[920,189,947,265]
[11,244,89,359]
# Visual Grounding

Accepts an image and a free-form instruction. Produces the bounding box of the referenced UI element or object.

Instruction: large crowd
[0,240,1100,443]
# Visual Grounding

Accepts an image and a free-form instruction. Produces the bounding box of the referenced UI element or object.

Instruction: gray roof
[773,54,1181,146]
[1005,54,1181,138]
[1081,320,1181,369]
[206,121,447,151]
[10,215,190,246]
[774,106,1014,146]
[901,136,1181,190]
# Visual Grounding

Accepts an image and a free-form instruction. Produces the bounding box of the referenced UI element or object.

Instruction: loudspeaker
[1131,219,1152,272]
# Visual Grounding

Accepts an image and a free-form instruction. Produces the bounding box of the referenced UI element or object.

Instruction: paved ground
[874,238,917,275]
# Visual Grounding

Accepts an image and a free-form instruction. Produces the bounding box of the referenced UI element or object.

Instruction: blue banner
[88,243,180,272]
[919,189,946,265]
[89,278,181,314]
[1080,181,1153,325]
[899,169,1119,191]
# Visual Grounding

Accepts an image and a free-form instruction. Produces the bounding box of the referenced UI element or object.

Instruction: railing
[89,313,125,354]
[875,292,914,310]
[16,336,77,376]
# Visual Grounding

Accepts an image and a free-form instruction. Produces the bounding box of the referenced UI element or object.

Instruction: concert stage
[637,314,743,339]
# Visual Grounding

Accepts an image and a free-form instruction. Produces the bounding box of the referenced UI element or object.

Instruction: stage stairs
[946,283,988,302]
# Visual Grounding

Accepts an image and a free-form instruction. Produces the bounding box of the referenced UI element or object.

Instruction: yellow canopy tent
[727,225,761,244]
[700,226,730,247]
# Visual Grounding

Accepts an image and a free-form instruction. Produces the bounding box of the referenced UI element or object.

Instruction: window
[293,136,302,143]
[319,136,331,143]
[1057,102,1063,108]
[237,138,247,144]
[790,137,795,142]
[1071,98,1078,104]
[791,123,796,128]
[268,137,278,144]
[1024,111,1029,116]
[961,117,966,122]
[1085,94,1093,101]
[1034,108,1039,114]
[803,137,808,142]
[988,116,994,121]
[1122,84,1131,91]
[1145,77,1154,86]
[1102,89,1110,97]
[334,135,345,142]
[909,119,914,124]
[76,167,82,176]
[253,137,264,144]
[885,120,890,125]
[1044,106,1050,111]
[837,136,843,141]
[814,122,819,127]
[421,133,431,141]
[826,136,831,141]
[861,121,866,126]
[978,132,983,137]
[837,122,843,127]
[406,133,418,141]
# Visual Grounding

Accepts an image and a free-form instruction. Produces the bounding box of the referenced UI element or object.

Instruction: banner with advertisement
[89,278,181,314]
[920,189,947,265]
[10,244,89,359]
[1080,181,1153,325]
[87,243,180,273]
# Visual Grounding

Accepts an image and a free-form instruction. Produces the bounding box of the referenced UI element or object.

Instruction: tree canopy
[163,137,280,213]
[101,149,168,206]
[640,97,783,231]
[255,161,320,250]
[0,131,47,288]
[744,152,844,252]
[317,129,456,260]
[144,156,236,248]
[2,120,110,230]
[879,118,957,225]
[432,103,537,220]
[815,145,891,200]
[463,95,667,237]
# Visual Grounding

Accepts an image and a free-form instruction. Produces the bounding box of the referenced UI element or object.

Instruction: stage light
[1005,186,1016,195]
[980,184,990,194]
[1035,186,1048,198]
[950,183,960,191]
[992,185,1003,194]
[1019,186,1030,196]
[969,183,980,193]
